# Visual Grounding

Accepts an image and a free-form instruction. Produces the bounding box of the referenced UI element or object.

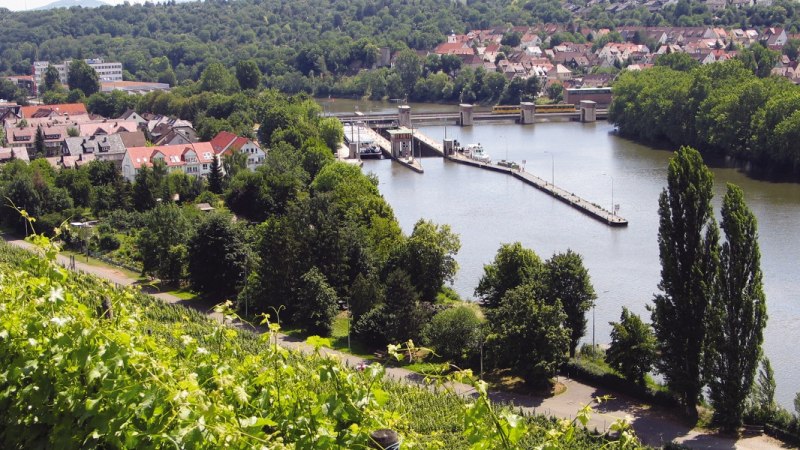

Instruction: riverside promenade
[1,235,784,450]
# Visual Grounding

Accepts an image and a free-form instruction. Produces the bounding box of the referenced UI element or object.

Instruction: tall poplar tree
[705,184,767,431]
[651,146,719,420]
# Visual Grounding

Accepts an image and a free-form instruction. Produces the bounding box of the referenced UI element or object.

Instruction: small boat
[359,144,382,158]
[464,143,491,163]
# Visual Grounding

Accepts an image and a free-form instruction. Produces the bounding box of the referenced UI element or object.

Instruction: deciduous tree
[651,146,719,421]
[544,249,596,357]
[187,212,249,298]
[706,184,768,431]
[475,242,544,309]
[606,307,657,385]
[67,59,100,96]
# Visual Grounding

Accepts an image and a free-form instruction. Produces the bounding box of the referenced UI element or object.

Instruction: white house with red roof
[210,131,265,171]
[121,142,216,181]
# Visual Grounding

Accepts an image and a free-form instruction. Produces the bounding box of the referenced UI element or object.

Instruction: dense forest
[610,57,800,177]
[2,0,800,102]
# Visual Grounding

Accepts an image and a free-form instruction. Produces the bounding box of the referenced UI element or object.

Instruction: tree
[486,283,569,386]
[208,156,224,194]
[136,204,194,282]
[606,307,657,385]
[651,146,719,420]
[43,64,63,94]
[319,117,344,151]
[737,43,780,78]
[199,62,238,94]
[235,59,262,90]
[132,164,158,211]
[294,267,339,335]
[67,59,100,96]
[388,219,460,302]
[655,52,700,72]
[705,184,768,431]
[394,49,422,94]
[34,127,45,158]
[747,357,777,422]
[222,149,249,181]
[544,249,596,358]
[475,242,544,309]
[187,212,249,298]
[421,305,483,365]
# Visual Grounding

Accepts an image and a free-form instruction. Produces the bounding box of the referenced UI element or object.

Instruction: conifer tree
[706,184,767,431]
[208,155,224,194]
[651,146,719,421]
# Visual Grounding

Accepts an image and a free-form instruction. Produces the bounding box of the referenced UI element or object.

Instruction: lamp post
[544,151,554,185]
[602,173,614,217]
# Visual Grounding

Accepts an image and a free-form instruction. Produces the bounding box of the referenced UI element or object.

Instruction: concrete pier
[361,127,423,173]
[459,104,474,126]
[444,150,627,227]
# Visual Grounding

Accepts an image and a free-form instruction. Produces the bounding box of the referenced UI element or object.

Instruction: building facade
[32,59,123,91]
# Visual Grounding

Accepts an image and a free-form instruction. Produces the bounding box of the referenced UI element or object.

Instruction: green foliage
[294,267,340,336]
[544,249,596,358]
[746,357,778,423]
[235,59,262,90]
[208,155,223,194]
[43,63,62,94]
[486,283,570,386]
[136,203,195,281]
[319,117,344,151]
[67,59,100,96]
[611,59,800,176]
[475,242,544,309]
[606,307,657,385]
[706,184,767,432]
[654,52,700,71]
[387,219,460,302]
[651,146,718,420]
[421,305,483,365]
[187,212,249,298]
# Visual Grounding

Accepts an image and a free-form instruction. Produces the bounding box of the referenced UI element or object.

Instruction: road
[3,236,789,450]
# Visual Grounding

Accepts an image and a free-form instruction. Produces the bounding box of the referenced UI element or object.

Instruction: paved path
[3,237,788,450]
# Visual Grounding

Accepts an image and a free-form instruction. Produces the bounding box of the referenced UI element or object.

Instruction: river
[322,98,800,409]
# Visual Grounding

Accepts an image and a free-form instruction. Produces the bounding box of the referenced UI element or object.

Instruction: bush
[98,233,121,251]
[352,305,388,348]
[421,305,483,365]
[561,360,679,408]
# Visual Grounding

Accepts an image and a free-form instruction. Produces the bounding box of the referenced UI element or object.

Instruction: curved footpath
[3,236,788,450]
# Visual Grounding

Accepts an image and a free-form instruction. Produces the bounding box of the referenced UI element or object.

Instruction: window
[202,164,208,170]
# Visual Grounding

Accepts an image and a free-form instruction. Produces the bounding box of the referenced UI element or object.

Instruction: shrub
[421,304,483,365]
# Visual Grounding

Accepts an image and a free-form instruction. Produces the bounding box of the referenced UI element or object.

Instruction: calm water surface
[323,99,800,408]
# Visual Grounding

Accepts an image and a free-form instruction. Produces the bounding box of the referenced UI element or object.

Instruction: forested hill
[0,0,524,79]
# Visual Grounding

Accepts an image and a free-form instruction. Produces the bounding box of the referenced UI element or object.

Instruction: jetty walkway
[445,151,627,226]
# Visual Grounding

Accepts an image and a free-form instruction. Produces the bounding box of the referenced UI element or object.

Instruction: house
[79,120,139,137]
[5,123,67,158]
[117,109,148,128]
[210,131,266,171]
[434,42,474,56]
[121,142,216,181]
[117,130,147,148]
[762,27,788,47]
[548,64,573,81]
[62,134,127,168]
[0,147,29,163]
[19,103,88,119]
[154,127,198,146]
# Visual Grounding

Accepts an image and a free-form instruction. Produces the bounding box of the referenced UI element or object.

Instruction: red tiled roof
[210,131,258,156]
[20,103,88,118]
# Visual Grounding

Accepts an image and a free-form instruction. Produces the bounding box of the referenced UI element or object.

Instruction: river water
[323,99,800,408]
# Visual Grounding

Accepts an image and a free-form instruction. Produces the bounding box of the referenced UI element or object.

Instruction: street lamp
[601,173,614,217]
[544,151,554,185]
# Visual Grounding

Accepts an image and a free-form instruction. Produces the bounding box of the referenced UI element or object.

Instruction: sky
[1,0,148,11]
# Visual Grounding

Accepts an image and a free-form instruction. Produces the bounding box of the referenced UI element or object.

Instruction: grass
[282,313,376,360]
